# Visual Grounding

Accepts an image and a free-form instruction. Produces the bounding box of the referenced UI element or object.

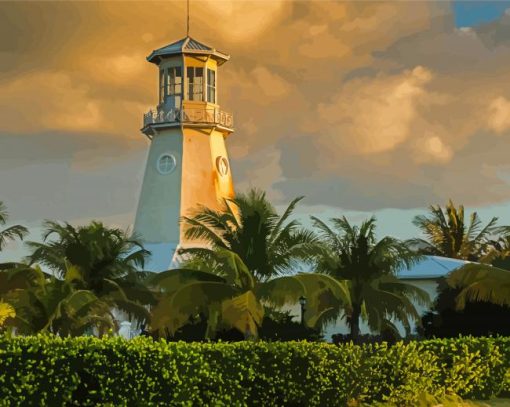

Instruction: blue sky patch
[454,1,510,27]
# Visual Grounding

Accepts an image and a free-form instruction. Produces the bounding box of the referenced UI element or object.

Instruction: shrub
[0,335,509,406]
[331,332,399,346]
[423,336,506,399]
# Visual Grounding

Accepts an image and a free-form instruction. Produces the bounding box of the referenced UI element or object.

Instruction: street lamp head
[299,296,307,306]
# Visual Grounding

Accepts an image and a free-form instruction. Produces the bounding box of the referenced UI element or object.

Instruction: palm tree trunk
[349,303,362,344]
[205,307,220,340]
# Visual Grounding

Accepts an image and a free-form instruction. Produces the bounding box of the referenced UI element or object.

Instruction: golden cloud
[317,66,433,155]
[2,0,510,215]
[414,135,453,164]
[488,96,510,134]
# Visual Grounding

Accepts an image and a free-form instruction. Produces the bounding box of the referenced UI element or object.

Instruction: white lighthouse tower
[134,36,235,271]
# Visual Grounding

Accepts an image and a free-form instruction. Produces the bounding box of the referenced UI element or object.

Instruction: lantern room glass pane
[175,67,182,95]
[159,70,165,104]
[187,67,204,101]
[164,66,182,107]
[207,69,216,104]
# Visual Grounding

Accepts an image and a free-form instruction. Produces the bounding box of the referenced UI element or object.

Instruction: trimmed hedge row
[0,335,509,406]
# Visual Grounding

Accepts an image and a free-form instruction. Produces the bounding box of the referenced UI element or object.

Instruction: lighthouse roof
[147,36,230,65]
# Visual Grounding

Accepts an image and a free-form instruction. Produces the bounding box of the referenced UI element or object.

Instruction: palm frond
[310,216,341,248]
[0,225,29,251]
[181,215,228,248]
[472,216,499,245]
[269,196,304,244]
[221,290,264,338]
[331,216,358,239]
[0,202,8,225]
[150,281,238,335]
[405,238,442,255]
[447,263,510,309]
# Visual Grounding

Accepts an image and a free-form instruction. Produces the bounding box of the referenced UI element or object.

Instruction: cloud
[0,131,146,222]
[0,71,98,132]
[228,66,292,104]
[316,66,433,155]
[232,145,285,202]
[0,69,150,140]
[2,0,510,225]
[414,135,453,164]
[200,0,288,42]
[488,96,510,134]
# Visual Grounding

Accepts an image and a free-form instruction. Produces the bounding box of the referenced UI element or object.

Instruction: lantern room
[142,36,233,134]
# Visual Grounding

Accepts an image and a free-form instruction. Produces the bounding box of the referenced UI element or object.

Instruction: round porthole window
[216,156,229,176]
[157,153,177,175]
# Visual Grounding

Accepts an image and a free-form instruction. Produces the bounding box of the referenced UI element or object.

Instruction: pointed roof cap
[147,36,230,65]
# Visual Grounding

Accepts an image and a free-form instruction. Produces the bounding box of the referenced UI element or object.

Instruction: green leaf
[151,281,238,335]
[221,290,264,338]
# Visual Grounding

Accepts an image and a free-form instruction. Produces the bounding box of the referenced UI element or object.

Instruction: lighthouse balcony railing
[143,107,234,129]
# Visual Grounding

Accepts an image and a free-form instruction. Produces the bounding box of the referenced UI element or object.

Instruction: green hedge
[0,335,509,406]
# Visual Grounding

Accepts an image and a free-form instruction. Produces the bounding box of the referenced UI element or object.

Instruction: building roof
[292,255,470,280]
[147,36,230,65]
[397,256,470,279]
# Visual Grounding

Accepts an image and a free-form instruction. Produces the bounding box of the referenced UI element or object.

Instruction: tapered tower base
[133,36,235,272]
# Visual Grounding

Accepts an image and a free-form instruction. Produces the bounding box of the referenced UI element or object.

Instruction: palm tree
[410,200,498,262]
[1,263,115,335]
[310,216,430,343]
[149,249,349,339]
[25,221,154,324]
[0,201,28,252]
[447,263,510,309]
[180,189,316,281]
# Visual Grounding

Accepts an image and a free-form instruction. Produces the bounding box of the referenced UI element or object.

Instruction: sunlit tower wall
[134,36,235,271]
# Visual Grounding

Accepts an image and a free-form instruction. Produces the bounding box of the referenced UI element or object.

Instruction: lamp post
[298,296,307,326]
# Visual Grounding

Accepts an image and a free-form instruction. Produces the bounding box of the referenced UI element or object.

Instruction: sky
[2,0,510,262]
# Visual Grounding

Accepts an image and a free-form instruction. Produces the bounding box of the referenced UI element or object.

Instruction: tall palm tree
[410,200,498,262]
[180,189,316,281]
[0,201,28,252]
[447,263,510,309]
[26,221,154,324]
[149,249,349,339]
[310,216,430,343]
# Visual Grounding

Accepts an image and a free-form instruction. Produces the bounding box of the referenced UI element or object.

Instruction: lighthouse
[133,36,235,271]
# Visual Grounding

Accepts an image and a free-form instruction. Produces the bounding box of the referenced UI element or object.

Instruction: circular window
[157,153,177,175]
[216,156,229,176]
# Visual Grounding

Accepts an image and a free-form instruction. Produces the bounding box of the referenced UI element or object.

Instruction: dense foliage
[2,196,510,341]
[0,221,154,335]
[420,278,510,338]
[149,249,347,339]
[151,190,349,339]
[164,309,323,342]
[26,221,155,322]
[1,335,509,406]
